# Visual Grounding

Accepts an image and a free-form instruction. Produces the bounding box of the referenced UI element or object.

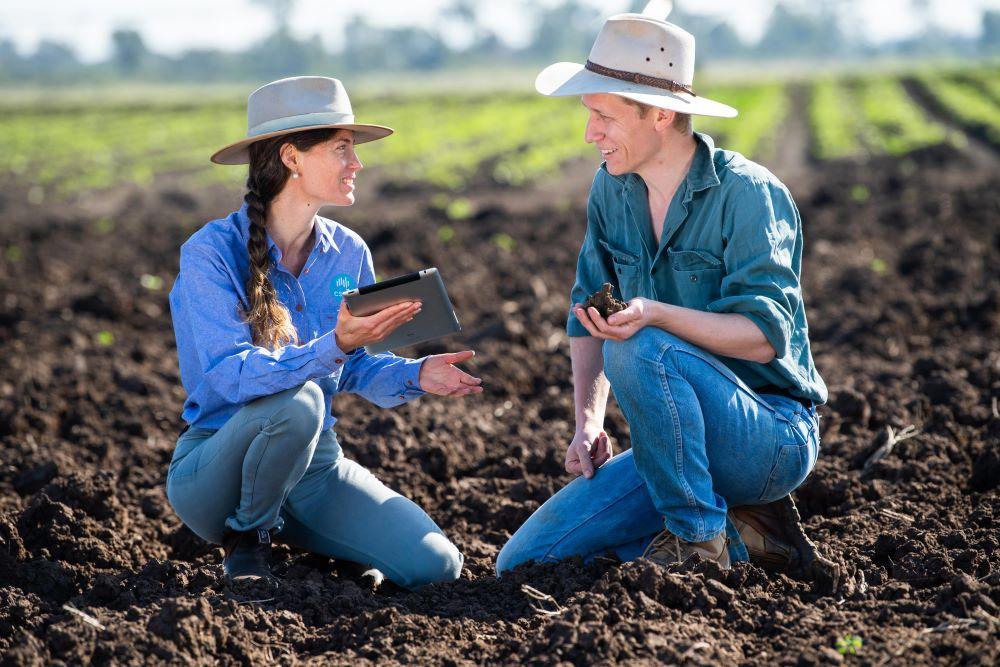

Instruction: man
[496,4,828,574]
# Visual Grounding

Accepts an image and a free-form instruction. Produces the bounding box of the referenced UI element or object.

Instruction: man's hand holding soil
[572,298,650,342]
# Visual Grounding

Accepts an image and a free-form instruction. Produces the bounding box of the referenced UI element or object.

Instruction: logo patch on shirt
[330,273,356,302]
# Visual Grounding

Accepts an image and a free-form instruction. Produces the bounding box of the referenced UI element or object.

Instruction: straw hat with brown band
[535,1,738,118]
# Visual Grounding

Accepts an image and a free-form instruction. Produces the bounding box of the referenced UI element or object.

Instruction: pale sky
[1,0,995,63]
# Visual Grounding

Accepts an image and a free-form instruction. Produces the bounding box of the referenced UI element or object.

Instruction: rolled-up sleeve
[174,244,349,404]
[567,181,616,337]
[335,242,427,407]
[707,180,802,360]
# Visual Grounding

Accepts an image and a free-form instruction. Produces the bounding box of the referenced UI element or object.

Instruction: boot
[729,494,840,592]
[221,528,276,583]
[642,529,731,570]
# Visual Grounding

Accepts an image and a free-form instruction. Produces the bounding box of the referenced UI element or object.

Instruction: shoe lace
[642,531,683,562]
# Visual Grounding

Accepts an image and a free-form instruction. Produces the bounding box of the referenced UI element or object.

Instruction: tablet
[342,268,462,354]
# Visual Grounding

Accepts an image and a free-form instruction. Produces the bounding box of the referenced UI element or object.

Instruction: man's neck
[636,132,699,209]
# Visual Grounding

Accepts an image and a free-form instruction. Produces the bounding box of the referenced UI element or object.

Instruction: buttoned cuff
[395,356,428,401]
[314,330,351,372]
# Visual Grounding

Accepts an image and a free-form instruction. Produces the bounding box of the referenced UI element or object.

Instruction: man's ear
[653,108,675,132]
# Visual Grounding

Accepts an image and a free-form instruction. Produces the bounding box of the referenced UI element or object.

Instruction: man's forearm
[570,336,610,431]
[646,301,776,363]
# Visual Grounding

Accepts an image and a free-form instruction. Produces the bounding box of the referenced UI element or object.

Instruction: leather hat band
[585,60,696,97]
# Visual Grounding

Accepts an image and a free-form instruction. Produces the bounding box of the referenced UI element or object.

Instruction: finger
[587,307,612,334]
[573,306,602,338]
[339,298,354,319]
[592,434,612,468]
[577,441,595,479]
[367,301,419,326]
[456,371,483,385]
[439,350,475,364]
[565,448,582,475]
[607,305,638,327]
[371,307,418,338]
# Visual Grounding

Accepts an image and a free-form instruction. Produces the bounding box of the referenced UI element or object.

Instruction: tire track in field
[769,82,812,190]
[902,77,1000,168]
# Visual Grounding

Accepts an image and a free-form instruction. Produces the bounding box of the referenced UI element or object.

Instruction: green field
[2,65,998,202]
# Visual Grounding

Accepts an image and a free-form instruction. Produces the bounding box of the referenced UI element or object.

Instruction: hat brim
[210,123,394,165]
[536,62,737,118]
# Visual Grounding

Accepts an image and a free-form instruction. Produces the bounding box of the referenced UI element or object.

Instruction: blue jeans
[496,327,819,574]
[166,381,463,590]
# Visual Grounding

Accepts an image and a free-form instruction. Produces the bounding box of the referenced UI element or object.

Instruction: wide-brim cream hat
[211,76,393,165]
[535,1,737,118]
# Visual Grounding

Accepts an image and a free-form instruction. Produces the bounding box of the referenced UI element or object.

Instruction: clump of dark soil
[0,143,997,664]
[583,282,627,318]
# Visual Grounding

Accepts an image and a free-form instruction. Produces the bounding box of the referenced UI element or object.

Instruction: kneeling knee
[270,381,325,433]
[603,327,679,381]
[398,535,464,589]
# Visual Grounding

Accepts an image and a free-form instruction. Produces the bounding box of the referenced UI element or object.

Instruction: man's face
[582,94,660,176]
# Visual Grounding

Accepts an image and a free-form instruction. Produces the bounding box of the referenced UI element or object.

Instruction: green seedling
[95,330,115,346]
[140,274,164,290]
[437,225,455,243]
[445,198,473,221]
[869,258,887,274]
[836,634,862,655]
[491,233,515,252]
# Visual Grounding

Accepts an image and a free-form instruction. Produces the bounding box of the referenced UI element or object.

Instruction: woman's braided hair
[243,128,338,350]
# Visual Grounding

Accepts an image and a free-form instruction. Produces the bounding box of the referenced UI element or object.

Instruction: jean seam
[539,479,649,563]
[655,343,707,538]
[242,416,277,526]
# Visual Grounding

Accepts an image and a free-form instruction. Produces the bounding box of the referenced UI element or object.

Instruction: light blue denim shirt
[569,132,827,405]
[169,203,426,431]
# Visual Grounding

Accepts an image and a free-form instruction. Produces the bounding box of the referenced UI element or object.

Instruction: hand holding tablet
[340,268,462,355]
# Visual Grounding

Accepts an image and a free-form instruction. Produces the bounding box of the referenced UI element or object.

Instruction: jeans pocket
[758,442,811,503]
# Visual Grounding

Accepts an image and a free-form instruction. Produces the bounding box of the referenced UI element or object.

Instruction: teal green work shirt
[568,132,827,405]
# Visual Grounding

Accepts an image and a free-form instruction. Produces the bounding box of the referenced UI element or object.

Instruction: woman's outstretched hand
[419,350,483,397]
[334,299,421,353]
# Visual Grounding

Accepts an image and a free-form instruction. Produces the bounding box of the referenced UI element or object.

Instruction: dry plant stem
[521,584,564,616]
[862,424,920,472]
[62,604,106,631]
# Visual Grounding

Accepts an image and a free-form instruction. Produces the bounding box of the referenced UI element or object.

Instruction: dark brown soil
[583,283,627,319]
[0,142,998,665]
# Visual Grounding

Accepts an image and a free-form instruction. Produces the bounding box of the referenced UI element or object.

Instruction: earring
[291,172,300,179]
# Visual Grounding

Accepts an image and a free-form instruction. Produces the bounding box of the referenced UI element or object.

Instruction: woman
[167,76,482,589]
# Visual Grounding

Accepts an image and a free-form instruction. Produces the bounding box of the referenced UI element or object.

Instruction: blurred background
[0,0,997,200]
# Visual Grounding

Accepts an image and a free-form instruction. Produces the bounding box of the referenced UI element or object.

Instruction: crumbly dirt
[583,283,628,319]
[0,141,998,665]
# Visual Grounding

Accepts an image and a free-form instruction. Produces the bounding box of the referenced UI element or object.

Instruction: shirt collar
[236,202,338,257]
[602,131,721,201]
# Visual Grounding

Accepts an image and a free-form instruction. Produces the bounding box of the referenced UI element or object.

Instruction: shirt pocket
[667,248,723,308]
[599,240,642,301]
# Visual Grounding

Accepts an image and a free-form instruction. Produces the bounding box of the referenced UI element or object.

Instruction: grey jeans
[166,381,463,589]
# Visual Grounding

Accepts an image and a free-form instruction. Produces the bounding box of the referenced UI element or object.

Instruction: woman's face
[290,129,363,207]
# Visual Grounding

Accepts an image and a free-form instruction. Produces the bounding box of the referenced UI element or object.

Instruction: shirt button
[334,358,344,364]
[407,380,413,385]
[690,275,698,282]
[295,304,303,311]
[304,268,310,274]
